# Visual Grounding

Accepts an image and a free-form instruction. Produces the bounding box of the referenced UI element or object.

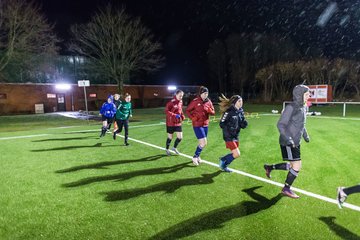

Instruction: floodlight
[55,84,71,90]
[167,85,177,91]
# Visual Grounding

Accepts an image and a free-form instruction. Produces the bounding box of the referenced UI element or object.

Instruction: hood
[107,95,114,103]
[292,85,309,106]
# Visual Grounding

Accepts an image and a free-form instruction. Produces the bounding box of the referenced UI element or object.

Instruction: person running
[337,184,360,208]
[186,86,215,166]
[112,93,121,132]
[99,95,117,137]
[264,84,311,199]
[165,89,185,155]
[113,93,132,146]
[218,94,248,172]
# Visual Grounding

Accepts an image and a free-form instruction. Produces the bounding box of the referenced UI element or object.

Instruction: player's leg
[172,130,183,154]
[264,145,293,178]
[124,120,129,146]
[165,129,173,155]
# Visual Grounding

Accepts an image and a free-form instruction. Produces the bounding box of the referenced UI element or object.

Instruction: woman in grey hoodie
[264,85,310,199]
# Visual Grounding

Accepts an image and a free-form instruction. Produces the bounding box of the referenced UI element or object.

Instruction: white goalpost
[282,101,360,117]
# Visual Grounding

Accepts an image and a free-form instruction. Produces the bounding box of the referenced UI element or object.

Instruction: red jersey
[165,96,185,127]
[186,96,215,127]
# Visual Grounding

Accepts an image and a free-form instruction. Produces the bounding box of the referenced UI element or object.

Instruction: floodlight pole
[78,80,90,121]
[83,85,88,115]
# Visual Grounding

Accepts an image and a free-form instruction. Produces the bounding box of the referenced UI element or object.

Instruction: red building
[0,83,198,114]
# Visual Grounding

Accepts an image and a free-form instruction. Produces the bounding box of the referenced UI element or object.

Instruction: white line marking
[115,133,360,212]
[0,134,50,140]
[67,122,165,133]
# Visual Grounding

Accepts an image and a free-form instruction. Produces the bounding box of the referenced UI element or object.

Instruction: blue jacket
[100,102,117,118]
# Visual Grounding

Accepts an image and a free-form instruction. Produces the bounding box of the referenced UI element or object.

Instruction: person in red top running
[165,89,185,155]
[186,86,215,165]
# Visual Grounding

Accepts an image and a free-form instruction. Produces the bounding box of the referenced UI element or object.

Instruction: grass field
[1,104,360,240]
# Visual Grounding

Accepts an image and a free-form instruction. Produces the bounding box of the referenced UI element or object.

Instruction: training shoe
[165,149,171,156]
[337,187,347,209]
[281,187,299,199]
[219,158,226,169]
[192,157,199,166]
[197,157,202,164]
[172,147,180,155]
[219,158,231,172]
[264,164,272,178]
[125,142,129,146]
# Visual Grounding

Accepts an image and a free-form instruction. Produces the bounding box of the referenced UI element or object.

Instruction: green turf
[0,107,359,240]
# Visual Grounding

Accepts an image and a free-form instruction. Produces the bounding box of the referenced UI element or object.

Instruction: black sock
[285,168,299,187]
[272,163,290,170]
[166,138,172,149]
[174,138,182,148]
[343,185,360,196]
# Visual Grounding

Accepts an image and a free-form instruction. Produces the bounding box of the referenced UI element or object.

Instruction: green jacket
[115,101,132,120]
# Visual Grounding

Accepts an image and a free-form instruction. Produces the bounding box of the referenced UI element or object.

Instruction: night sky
[37,0,360,86]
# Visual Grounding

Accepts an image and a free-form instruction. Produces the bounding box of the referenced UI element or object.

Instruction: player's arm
[277,105,294,145]
[303,127,310,142]
[185,100,196,119]
[219,111,230,129]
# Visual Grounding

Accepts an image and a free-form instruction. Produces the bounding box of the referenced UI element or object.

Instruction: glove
[304,136,310,143]
[175,114,181,119]
[240,120,248,129]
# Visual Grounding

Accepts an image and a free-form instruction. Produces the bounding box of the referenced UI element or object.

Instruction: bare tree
[207,39,227,94]
[70,5,165,93]
[0,0,59,79]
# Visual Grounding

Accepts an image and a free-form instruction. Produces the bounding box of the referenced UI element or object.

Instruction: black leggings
[115,119,129,141]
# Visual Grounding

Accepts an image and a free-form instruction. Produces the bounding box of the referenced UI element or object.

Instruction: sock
[272,163,290,170]
[101,126,107,133]
[174,138,182,148]
[223,153,235,166]
[107,123,112,129]
[194,145,203,158]
[166,138,172,150]
[343,185,360,196]
[285,168,299,187]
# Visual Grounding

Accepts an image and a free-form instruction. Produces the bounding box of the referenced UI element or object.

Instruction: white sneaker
[337,187,347,209]
[197,157,202,164]
[192,157,199,166]
[172,147,180,155]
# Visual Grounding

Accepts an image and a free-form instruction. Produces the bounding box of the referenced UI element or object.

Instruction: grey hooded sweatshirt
[277,85,310,146]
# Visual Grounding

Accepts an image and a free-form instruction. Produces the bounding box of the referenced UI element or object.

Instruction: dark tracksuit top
[219,105,248,142]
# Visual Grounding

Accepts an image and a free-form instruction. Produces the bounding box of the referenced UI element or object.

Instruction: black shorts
[102,115,113,123]
[280,145,301,161]
[167,126,182,134]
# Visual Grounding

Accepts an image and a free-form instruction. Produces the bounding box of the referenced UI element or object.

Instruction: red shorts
[225,141,239,150]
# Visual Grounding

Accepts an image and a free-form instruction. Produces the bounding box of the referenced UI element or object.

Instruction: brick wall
[0,83,199,114]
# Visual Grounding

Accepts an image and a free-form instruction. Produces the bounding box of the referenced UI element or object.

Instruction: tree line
[0,0,359,101]
[207,34,360,101]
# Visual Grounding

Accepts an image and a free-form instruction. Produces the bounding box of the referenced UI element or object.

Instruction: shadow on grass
[56,154,167,173]
[31,143,118,152]
[319,216,360,240]
[62,161,194,187]
[32,136,97,142]
[102,171,222,201]
[149,186,282,240]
